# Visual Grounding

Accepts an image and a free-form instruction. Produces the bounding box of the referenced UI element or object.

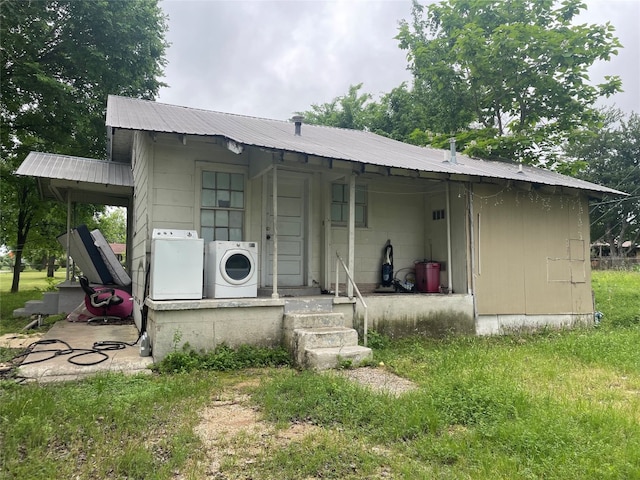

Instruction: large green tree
[1,0,167,291]
[567,109,640,257]
[396,0,622,165]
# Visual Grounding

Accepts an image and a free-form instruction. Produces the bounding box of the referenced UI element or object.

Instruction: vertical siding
[474,184,593,315]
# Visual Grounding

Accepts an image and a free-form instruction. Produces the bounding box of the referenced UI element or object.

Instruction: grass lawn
[0,270,639,478]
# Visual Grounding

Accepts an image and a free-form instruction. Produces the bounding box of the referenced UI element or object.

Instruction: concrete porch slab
[16,320,153,383]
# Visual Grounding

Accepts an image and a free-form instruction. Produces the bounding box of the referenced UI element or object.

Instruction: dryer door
[220,250,255,285]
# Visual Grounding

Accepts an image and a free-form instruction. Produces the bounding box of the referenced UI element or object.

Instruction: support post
[271,165,279,299]
[348,173,356,298]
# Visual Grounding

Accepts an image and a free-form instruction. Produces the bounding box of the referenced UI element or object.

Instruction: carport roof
[104,94,622,198]
[16,152,133,206]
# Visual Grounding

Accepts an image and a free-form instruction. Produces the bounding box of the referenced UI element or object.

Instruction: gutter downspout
[271,164,279,299]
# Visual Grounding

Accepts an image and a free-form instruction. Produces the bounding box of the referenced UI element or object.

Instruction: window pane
[217,190,230,208]
[229,228,242,241]
[203,171,216,189]
[356,205,365,225]
[217,172,230,189]
[215,210,229,227]
[201,227,214,243]
[202,189,216,207]
[215,228,228,241]
[331,203,343,222]
[230,191,244,208]
[201,210,215,227]
[230,173,243,191]
[355,186,366,204]
[332,184,344,202]
[230,211,243,228]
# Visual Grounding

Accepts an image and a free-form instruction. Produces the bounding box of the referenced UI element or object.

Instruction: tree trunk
[10,249,22,293]
[47,254,56,277]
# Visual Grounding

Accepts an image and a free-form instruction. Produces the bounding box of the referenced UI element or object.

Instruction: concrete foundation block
[305,345,373,370]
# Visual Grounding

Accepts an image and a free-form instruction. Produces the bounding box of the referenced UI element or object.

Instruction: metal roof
[106,95,624,197]
[18,151,133,186]
[16,152,133,206]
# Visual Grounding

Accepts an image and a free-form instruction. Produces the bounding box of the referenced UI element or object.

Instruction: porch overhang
[16,151,133,206]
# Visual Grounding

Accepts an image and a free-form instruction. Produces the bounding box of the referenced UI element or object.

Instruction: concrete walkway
[15,320,154,383]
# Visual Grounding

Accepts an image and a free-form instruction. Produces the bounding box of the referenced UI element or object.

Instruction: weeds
[153,343,292,374]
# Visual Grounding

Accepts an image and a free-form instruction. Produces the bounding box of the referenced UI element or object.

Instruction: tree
[566,109,640,257]
[300,83,380,130]
[0,0,167,291]
[96,208,127,244]
[396,0,622,165]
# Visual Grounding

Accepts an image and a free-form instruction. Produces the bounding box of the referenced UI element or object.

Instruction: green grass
[1,270,639,478]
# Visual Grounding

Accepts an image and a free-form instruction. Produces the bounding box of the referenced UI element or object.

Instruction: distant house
[109,243,126,263]
[17,96,625,362]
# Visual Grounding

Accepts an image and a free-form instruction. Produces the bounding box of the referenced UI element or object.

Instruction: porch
[145,291,475,361]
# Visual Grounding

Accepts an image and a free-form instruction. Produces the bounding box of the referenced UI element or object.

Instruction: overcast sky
[156,0,639,121]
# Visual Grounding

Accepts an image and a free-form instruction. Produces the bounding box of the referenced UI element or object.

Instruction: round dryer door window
[221,251,255,285]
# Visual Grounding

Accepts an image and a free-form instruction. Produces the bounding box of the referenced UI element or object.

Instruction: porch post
[347,173,355,298]
[65,192,71,282]
[271,164,279,299]
[446,182,453,292]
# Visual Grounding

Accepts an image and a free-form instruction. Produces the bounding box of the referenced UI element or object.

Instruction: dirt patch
[191,383,319,478]
[187,368,416,478]
[0,332,43,349]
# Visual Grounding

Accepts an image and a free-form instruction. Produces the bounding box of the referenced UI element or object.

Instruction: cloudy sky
[157,0,639,121]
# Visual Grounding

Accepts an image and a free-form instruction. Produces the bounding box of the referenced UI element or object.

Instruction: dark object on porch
[79,276,133,323]
[381,240,393,287]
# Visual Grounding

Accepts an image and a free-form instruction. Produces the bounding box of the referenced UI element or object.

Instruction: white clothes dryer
[205,241,258,299]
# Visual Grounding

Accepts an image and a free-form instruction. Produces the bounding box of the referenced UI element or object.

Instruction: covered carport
[16,152,133,314]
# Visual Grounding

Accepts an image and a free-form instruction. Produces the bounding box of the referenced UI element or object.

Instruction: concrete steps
[284,310,372,370]
[13,291,60,317]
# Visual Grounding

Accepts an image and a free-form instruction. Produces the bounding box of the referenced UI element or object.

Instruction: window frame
[197,166,247,242]
[330,182,368,228]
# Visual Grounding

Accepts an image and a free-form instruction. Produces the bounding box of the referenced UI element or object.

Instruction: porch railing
[335,252,369,347]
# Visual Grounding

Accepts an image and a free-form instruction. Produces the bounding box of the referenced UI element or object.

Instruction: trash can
[426,262,440,293]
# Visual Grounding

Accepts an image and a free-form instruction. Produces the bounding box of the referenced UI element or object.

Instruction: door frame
[261,170,312,287]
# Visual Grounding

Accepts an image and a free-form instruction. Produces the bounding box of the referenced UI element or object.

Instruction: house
[17,95,625,365]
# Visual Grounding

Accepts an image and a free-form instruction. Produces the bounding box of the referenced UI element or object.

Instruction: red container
[426,262,440,293]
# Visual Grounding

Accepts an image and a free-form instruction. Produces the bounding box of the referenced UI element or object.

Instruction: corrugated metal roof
[106,95,625,197]
[17,152,133,187]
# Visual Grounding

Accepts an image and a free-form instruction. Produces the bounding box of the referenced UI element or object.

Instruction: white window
[331,183,367,227]
[200,171,244,242]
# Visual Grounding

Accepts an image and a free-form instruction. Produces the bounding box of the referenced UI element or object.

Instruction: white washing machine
[149,229,204,300]
[205,241,258,299]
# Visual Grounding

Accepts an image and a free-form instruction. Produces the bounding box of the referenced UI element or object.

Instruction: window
[432,209,446,221]
[331,183,367,227]
[201,171,244,242]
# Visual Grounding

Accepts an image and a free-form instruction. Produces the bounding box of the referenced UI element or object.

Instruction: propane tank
[140,332,151,357]
[381,241,393,287]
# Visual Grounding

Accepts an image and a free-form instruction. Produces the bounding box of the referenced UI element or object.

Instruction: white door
[265,174,307,286]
